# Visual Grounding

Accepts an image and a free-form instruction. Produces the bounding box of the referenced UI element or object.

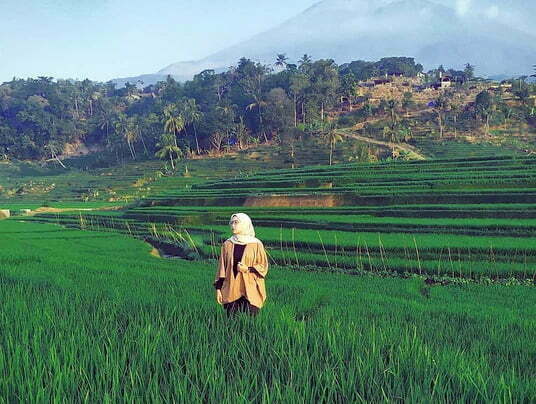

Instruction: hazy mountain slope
[113,0,536,86]
[434,0,536,36]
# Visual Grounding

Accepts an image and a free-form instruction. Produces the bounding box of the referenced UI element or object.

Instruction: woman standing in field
[213,213,269,317]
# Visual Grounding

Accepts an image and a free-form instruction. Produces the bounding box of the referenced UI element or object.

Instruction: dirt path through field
[336,129,427,160]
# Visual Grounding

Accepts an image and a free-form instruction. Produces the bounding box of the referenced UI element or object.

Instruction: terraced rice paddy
[0,134,379,206]
[413,137,528,159]
[0,220,534,401]
[22,154,536,282]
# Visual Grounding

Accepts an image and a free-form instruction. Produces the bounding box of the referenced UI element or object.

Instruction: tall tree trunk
[140,132,148,156]
[329,141,333,166]
[169,153,175,169]
[193,123,200,155]
[128,141,136,160]
[293,94,297,127]
[258,105,268,143]
[51,151,66,168]
[321,101,324,122]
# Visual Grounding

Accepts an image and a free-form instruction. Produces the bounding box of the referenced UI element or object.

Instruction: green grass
[0,220,534,401]
[18,211,536,280]
[0,134,381,205]
[17,154,536,280]
[413,138,525,159]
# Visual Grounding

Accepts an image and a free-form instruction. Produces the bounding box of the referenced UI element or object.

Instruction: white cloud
[486,5,500,18]
[455,0,472,16]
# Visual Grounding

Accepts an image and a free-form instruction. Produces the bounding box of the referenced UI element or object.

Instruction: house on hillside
[488,85,503,93]
[440,75,453,89]
[429,75,453,90]
[373,79,391,86]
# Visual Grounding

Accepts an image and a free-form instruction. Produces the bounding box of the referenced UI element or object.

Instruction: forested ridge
[0,55,534,167]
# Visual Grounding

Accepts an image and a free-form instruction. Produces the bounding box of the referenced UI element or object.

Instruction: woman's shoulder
[222,239,263,247]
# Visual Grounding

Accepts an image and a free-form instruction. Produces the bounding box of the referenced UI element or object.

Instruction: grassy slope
[0,133,383,205]
[0,220,534,401]
[15,155,536,279]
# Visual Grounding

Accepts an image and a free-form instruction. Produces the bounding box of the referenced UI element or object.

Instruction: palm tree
[98,105,114,137]
[163,105,185,147]
[433,94,451,138]
[449,101,462,138]
[132,115,148,156]
[216,103,237,148]
[181,98,203,154]
[275,54,288,70]
[475,91,494,136]
[89,91,102,117]
[125,119,140,158]
[240,64,269,142]
[114,114,138,159]
[397,126,413,143]
[325,129,343,166]
[387,99,398,128]
[155,133,182,169]
[299,54,312,67]
[290,73,310,125]
[235,117,250,150]
[402,92,414,117]
[246,98,268,143]
[382,126,393,142]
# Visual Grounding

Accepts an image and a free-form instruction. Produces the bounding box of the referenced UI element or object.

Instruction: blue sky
[0,0,317,83]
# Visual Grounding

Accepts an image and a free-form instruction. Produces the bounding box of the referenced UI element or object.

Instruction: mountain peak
[114,0,536,86]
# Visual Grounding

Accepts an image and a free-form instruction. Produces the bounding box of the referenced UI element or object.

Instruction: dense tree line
[0,56,428,164]
[0,56,529,166]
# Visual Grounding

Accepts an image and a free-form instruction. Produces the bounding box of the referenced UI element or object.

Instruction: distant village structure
[340,67,487,112]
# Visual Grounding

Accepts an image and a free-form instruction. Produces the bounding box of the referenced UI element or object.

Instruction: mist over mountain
[113,0,536,86]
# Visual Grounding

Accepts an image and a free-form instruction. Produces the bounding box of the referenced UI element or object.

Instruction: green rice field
[1,152,535,401]
[21,154,536,281]
[0,220,534,401]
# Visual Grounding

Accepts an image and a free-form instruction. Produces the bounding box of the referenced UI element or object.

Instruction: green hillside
[16,154,536,281]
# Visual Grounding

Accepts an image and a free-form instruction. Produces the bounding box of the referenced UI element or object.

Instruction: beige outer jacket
[214,240,269,308]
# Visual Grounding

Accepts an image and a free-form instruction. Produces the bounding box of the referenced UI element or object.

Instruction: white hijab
[227,213,262,245]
